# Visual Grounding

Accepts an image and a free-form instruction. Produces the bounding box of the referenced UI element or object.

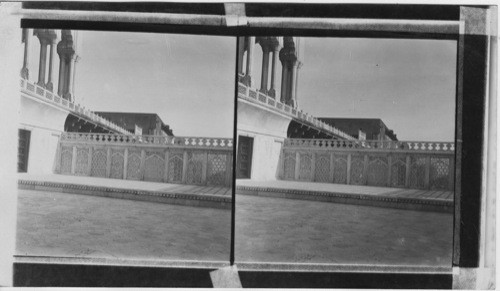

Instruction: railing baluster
[201,151,208,185]
[106,148,111,178]
[346,153,351,185]
[71,146,77,175]
[424,156,431,189]
[311,152,316,182]
[329,152,334,183]
[123,148,129,180]
[182,151,188,184]
[405,155,411,188]
[164,150,170,183]
[87,147,93,176]
[140,149,146,181]
[295,152,300,180]
[387,155,392,187]
[363,154,368,185]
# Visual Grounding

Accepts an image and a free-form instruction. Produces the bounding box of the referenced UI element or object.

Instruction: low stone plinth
[236,185,452,213]
[19,180,231,210]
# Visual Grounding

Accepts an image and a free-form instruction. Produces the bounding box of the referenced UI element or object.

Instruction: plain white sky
[252,37,457,142]
[72,31,236,138]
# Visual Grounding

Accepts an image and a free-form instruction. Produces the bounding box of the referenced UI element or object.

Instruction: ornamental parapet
[238,81,356,140]
[284,138,455,154]
[60,132,233,150]
[280,138,455,191]
[57,133,233,186]
[20,78,131,134]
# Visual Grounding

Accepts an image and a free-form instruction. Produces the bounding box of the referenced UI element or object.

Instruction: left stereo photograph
[16,28,235,264]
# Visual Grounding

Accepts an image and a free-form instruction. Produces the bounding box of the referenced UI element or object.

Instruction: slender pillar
[20,28,30,79]
[289,60,298,108]
[36,35,48,88]
[242,36,255,86]
[57,56,66,96]
[64,55,74,101]
[293,61,302,108]
[46,41,55,91]
[286,62,294,105]
[280,63,288,103]
[70,55,80,100]
[57,30,76,100]
[237,36,245,75]
[268,47,279,98]
[279,37,298,106]
[260,43,270,93]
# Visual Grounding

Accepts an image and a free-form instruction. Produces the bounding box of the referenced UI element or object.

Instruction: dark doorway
[237,135,253,179]
[18,129,31,173]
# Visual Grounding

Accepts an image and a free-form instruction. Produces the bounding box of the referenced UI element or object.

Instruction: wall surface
[237,100,291,180]
[20,94,68,174]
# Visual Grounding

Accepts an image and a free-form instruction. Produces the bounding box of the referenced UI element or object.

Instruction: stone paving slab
[18,173,232,209]
[16,189,231,261]
[236,180,453,213]
[235,194,453,266]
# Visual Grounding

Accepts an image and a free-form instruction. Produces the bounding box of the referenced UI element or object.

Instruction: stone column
[35,30,49,88]
[280,63,288,104]
[259,41,270,93]
[71,55,81,99]
[237,36,245,75]
[57,56,66,96]
[57,30,75,100]
[64,54,75,101]
[279,37,297,106]
[242,36,255,86]
[293,61,303,108]
[289,60,298,108]
[45,31,57,92]
[20,28,30,79]
[268,46,279,98]
[46,42,55,91]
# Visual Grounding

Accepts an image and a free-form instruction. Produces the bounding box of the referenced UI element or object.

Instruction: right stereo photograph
[235,36,456,267]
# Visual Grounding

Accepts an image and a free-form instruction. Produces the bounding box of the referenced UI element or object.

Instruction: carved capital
[279,48,298,65]
[269,37,280,52]
[34,29,57,45]
[57,30,76,58]
[279,37,298,65]
[256,37,274,53]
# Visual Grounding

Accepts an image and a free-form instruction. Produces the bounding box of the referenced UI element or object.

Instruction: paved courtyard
[16,189,231,261]
[237,180,453,201]
[19,173,232,196]
[235,194,453,266]
[17,187,452,267]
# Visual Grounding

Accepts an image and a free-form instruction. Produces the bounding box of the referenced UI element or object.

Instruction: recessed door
[18,129,31,173]
[236,135,253,179]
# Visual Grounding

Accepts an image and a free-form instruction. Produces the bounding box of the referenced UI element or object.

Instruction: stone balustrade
[56,133,233,186]
[238,80,356,140]
[280,138,455,191]
[284,138,455,153]
[21,78,130,134]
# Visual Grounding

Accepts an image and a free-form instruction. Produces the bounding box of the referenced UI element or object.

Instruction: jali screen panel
[56,133,233,187]
[281,139,455,191]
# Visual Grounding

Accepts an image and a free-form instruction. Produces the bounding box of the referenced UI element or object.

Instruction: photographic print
[16,28,235,263]
[235,36,456,267]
